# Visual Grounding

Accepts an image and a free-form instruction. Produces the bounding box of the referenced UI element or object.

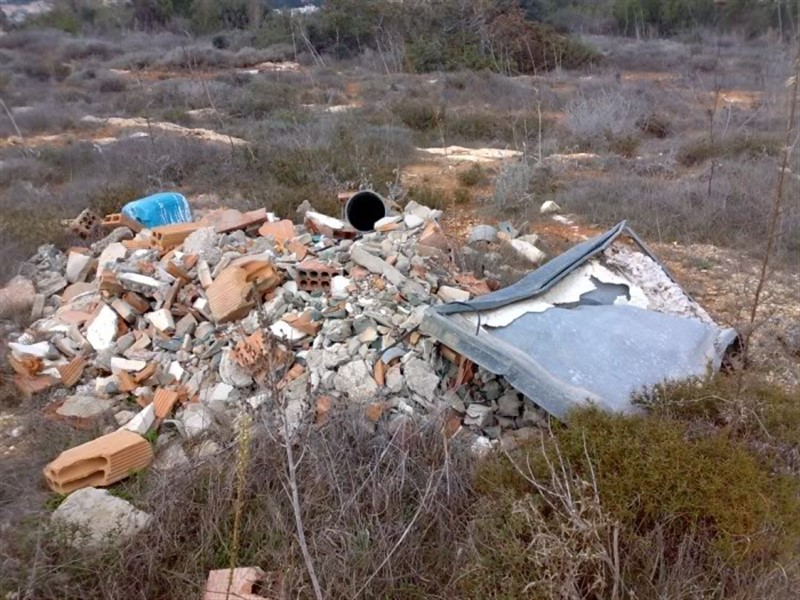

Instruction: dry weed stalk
[739,50,799,382]
[225,413,253,600]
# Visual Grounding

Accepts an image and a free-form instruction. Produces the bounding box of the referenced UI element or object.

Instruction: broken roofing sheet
[421,221,739,420]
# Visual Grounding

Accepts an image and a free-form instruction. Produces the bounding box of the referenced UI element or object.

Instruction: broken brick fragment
[203,567,273,600]
[152,388,180,418]
[258,219,295,243]
[58,356,87,388]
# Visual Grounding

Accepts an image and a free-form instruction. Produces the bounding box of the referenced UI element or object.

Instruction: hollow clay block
[204,567,268,600]
[44,429,154,494]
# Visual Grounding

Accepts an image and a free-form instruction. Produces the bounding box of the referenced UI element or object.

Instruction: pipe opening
[345,191,387,232]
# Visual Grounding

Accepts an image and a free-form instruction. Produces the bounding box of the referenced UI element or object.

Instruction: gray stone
[322,319,352,343]
[36,273,68,297]
[219,348,253,387]
[497,391,522,417]
[152,443,190,471]
[57,395,113,418]
[51,487,151,547]
[468,224,497,244]
[174,313,197,338]
[351,244,406,287]
[464,404,494,428]
[114,410,136,426]
[334,360,378,402]
[195,321,215,340]
[404,358,439,401]
[182,227,221,265]
[91,227,133,254]
[181,403,216,438]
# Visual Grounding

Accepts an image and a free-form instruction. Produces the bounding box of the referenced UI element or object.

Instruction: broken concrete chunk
[56,394,113,418]
[145,308,175,333]
[219,348,254,388]
[404,357,439,401]
[174,313,197,338]
[86,305,120,352]
[437,286,471,303]
[118,273,164,298]
[181,403,216,438]
[110,357,147,372]
[334,360,378,402]
[95,242,127,278]
[508,238,546,265]
[122,403,155,435]
[51,487,151,547]
[351,243,406,287]
[66,252,93,284]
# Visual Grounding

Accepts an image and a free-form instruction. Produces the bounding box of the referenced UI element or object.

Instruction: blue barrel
[122,192,192,228]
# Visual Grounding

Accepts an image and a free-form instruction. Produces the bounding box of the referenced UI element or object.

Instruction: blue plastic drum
[122,192,192,228]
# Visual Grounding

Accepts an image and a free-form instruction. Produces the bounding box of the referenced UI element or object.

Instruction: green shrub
[677,135,782,167]
[391,100,443,132]
[457,164,488,187]
[608,133,640,157]
[468,407,800,597]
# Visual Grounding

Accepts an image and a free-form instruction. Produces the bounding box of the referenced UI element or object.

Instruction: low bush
[468,403,800,598]
[677,134,783,167]
[457,163,488,187]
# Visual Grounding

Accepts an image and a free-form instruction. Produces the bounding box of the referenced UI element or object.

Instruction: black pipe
[344,190,387,232]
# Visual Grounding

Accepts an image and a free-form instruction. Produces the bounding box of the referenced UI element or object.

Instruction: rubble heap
[6,199,545,493]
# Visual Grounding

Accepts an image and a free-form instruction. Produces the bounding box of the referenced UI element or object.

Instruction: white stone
[437,286,471,303]
[110,357,147,372]
[145,308,175,333]
[540,200,561,215]
[403,214,424,229]
[509,239,546,264]
[122,403,155,435]
[95,243,127,278]
[270,320,308,342]
[86,305,118,351]
[57,395,113,418]
[9,341,54,358]
[168,361,185,382]
[52,487,151,547]
[330,275,351,299]
[66,252,92,283]
[181,403,215,438]
[471,436,493,458]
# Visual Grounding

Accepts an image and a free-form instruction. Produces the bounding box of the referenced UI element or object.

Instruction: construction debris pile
[6,196,546,496]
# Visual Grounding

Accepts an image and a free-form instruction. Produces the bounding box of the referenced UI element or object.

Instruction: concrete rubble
[2,196,546,506]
